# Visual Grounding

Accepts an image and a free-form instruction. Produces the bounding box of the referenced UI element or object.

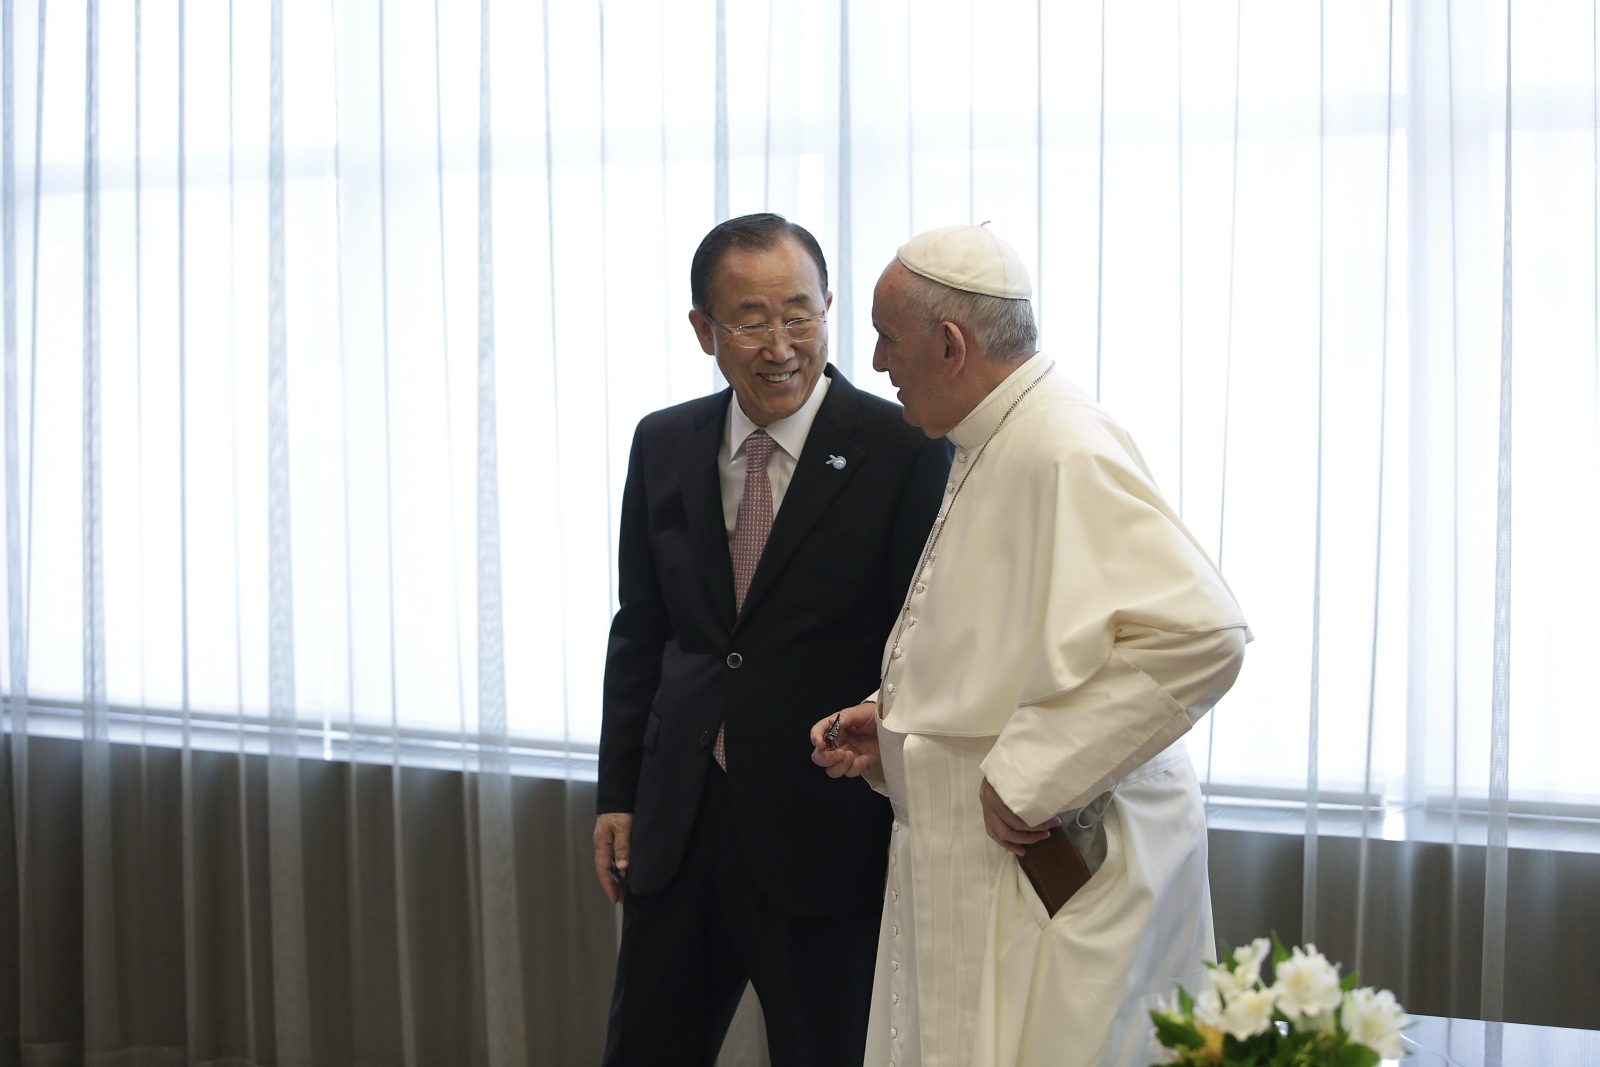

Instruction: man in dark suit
[594,214,951,1066]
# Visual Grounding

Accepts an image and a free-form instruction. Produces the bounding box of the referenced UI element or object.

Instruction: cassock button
[906,616,916,627]
[914,583,926,594]
[885,684,896,695]
[893,960,900,971]
[699,731,711,746]
[726,652,743,669]
[890,1028,899,1039]
[957,452,968,463]
[892,993,899,1004]
[893,925,899,936]
[891,647,904,659]
[946,485,955,494]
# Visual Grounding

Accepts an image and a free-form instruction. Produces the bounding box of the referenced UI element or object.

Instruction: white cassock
[861,350,1250,1067]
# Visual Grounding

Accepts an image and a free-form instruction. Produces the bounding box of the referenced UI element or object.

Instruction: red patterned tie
[716,428,777,770]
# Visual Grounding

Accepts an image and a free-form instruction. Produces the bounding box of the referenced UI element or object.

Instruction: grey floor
[716,987,771,1067]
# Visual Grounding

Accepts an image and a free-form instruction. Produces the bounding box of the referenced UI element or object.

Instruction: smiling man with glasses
[696,271,831,426]
[595,214,952,1065]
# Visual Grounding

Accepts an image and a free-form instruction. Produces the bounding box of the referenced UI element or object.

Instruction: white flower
[1217,987,1276,1041]
[1209,968,1244,999]
[1342,987,1408,1060]
[1194,988,1223,1028]
[1231,938,1272,988]
[1272,944,1344,1020]
[1210,938,1271,1000]
[1198,962,1235,1002]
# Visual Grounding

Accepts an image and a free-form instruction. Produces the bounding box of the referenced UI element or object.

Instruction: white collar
[727,370,832,461]
[947,351,1053,450]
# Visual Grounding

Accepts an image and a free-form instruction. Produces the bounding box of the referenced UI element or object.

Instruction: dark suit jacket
[598,366,951,917]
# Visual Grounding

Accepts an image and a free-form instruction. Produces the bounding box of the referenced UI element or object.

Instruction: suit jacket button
[699,731,711,746]
[726,652,743,669]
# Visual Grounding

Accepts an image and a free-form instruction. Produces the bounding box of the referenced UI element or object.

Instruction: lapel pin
[826,455,847,470]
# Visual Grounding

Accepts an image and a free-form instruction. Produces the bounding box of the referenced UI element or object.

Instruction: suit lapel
[682,390,738,629]
[734,369,865,631]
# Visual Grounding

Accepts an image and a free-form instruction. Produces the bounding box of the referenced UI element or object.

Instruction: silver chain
[882,363,1057,690]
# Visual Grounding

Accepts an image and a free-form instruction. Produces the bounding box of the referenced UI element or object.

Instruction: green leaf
[1341,971,1361,992]
[1331,1040,1382,1067]
[1266,1036,1311,1067]
[1150,1011,1206,1051]
[1179,985,1195,1017]
[1219,938,1236,969]
[1222,1030,1285,1067]
[1271,930,1291,967]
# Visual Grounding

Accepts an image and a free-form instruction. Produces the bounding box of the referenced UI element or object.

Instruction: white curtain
[2,0,1596,1062]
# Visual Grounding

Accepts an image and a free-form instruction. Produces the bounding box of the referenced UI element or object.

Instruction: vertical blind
[7,0,1594,801]
[1,0,1597,1058]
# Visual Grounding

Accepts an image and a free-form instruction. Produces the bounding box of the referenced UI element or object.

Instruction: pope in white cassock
[810,225,1250,1067]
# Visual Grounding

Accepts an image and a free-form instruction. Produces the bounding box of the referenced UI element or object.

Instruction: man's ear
[937,320,968,378]
[688,308,717,356]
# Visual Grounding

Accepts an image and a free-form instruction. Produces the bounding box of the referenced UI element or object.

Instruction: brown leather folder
[1018,826,1093,918]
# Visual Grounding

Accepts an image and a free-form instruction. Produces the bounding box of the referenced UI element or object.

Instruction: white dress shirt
[718,373,831,544]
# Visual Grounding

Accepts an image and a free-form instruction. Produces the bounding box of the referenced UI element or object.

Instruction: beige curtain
[4,1,1599,1063]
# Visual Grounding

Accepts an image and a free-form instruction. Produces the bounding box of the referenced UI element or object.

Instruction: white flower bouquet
[1149,934,1409,1066]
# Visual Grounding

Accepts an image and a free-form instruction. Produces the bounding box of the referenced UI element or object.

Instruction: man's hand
[810,701,882,779]
[593,813,633,905]
[978,778,1061,857]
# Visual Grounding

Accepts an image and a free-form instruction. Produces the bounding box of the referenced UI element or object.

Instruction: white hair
[902,271,1038,361]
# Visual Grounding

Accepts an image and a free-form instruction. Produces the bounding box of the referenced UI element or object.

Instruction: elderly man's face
[690,236,831,427]
[871,260,958,436]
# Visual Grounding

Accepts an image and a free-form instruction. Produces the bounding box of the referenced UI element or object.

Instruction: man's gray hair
[902,270,1038,361]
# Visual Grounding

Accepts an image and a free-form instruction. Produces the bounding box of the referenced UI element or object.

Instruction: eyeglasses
[710,313,827,350]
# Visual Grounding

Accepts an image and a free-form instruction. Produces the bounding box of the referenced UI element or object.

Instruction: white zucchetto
[896,222,1032,300]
